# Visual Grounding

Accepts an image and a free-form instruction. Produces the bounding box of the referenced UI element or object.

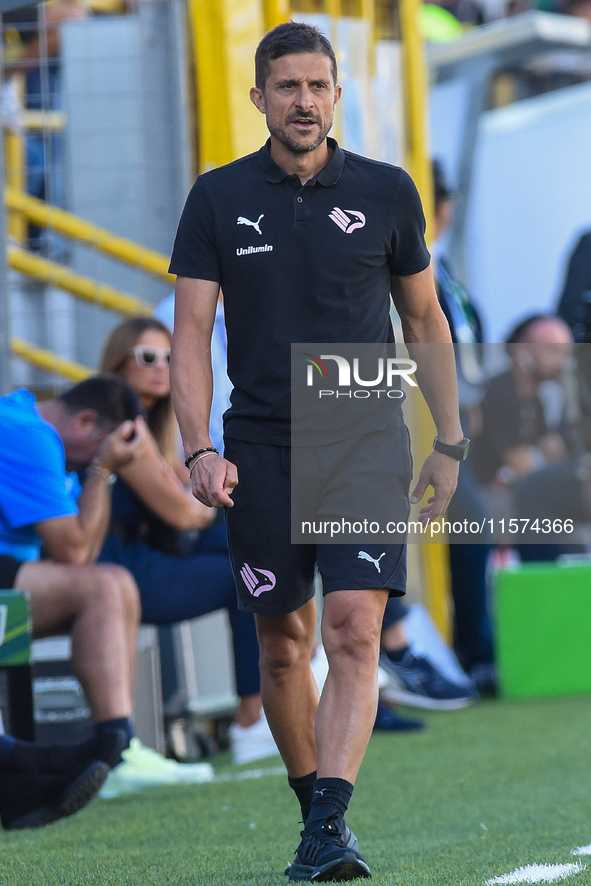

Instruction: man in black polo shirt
[170,21,465,882]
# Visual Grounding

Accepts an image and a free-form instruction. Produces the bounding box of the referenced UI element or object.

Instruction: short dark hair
[58,375,142,429]
[505,314,557,345]
[255,21,338,89]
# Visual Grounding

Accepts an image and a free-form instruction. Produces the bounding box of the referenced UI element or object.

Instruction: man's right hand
[95,417,146,473]
[190,454,238,508]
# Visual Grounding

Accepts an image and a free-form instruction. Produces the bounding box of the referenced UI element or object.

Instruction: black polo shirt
[169,138,430,446]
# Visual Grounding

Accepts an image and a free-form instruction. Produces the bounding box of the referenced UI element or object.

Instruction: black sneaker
[344,825,360,854]
[286,815,372,881]
[1,730,127,774]
[0,760,109,830]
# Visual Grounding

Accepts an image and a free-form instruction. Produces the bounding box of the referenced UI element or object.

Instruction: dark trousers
[99,518,260,698]
[447,458,494,670]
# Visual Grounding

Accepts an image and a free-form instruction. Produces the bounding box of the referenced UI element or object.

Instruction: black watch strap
[433,436,471,461]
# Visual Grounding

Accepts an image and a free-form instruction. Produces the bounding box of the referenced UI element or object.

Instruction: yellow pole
[399,0,434,236]
[224,0,268,158]
[7,246,153,317]
[360,0,375,33]
[10,338,92,382]
[263,0,289,30]
[399,0,452,641]
[5,187,175,284]
[4,135,26,243]
[20,110,67,131]
[188,0,267,171]
[188,0,233,171]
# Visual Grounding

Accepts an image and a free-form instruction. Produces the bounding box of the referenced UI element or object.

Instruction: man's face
[513,319,574,381]
[250,52,341,155]
[60,410,110,472]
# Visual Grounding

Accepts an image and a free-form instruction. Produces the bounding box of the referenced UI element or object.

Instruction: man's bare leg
[255,597,318,777]
[279,590,387,881]
[117,567,141,697]
[316,589,389,782]
[16,562,139,723]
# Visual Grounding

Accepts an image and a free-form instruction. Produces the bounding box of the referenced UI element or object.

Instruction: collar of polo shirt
[258,137,345,187]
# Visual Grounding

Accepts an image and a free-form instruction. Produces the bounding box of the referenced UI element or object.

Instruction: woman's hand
[116,429,216,530]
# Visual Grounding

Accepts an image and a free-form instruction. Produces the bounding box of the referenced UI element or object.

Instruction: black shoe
[0,760,109,830]
[1,730,127,774]
[344,824,360,854]
[373,702,425,732]
[286,815,372,881]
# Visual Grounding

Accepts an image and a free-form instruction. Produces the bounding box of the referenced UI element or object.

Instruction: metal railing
[3,100,169,380]
[8,245,153,316]
[10,338,91,383]
[5,186,175,284]
[5,188,168,380]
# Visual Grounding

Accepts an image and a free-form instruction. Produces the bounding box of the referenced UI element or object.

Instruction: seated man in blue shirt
[1,377,216,803]
[0,378,144,795]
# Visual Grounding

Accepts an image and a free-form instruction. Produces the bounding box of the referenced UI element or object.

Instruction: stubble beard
[268,116,333,155]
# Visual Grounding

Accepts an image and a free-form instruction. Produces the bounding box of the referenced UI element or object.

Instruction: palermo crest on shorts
[240,563,276,597]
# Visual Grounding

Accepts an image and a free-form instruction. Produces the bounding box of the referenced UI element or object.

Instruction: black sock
[304,777,354,835]
[94,717,134,749]
[385,645,409,663]
[288,770,317,822]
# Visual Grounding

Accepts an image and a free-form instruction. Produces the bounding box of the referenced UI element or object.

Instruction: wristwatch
[433,436,471,461]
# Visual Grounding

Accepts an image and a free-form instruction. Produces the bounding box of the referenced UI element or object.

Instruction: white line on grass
[486,863,586,884]
[212,765,286,783]
[571,846,591,856]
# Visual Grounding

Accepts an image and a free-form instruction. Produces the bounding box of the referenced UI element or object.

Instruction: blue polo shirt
[0,389,78,561]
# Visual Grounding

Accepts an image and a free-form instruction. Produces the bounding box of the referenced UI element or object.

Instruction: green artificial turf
[2,696,591,886]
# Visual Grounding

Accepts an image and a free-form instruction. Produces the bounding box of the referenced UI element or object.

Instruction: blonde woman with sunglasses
[97,317,275,767]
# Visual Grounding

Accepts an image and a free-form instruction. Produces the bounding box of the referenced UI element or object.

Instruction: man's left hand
[410,451,459,524]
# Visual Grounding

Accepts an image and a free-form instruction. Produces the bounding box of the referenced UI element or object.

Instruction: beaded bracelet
[184,446,219,469]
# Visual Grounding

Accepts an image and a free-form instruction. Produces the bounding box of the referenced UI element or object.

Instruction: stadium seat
[0,590,34,740]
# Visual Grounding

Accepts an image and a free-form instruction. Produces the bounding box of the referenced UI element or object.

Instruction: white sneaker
[229,714,279,765]
[99,738,214,797]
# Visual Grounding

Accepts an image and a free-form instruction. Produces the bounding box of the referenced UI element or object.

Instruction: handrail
[5,187,175,284]
[10,338,92,383]
[399,0,451,640]
[7,246,153,317]
[19,111,68,132]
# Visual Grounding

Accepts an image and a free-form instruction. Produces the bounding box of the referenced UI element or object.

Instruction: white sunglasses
[129,346,171,367]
